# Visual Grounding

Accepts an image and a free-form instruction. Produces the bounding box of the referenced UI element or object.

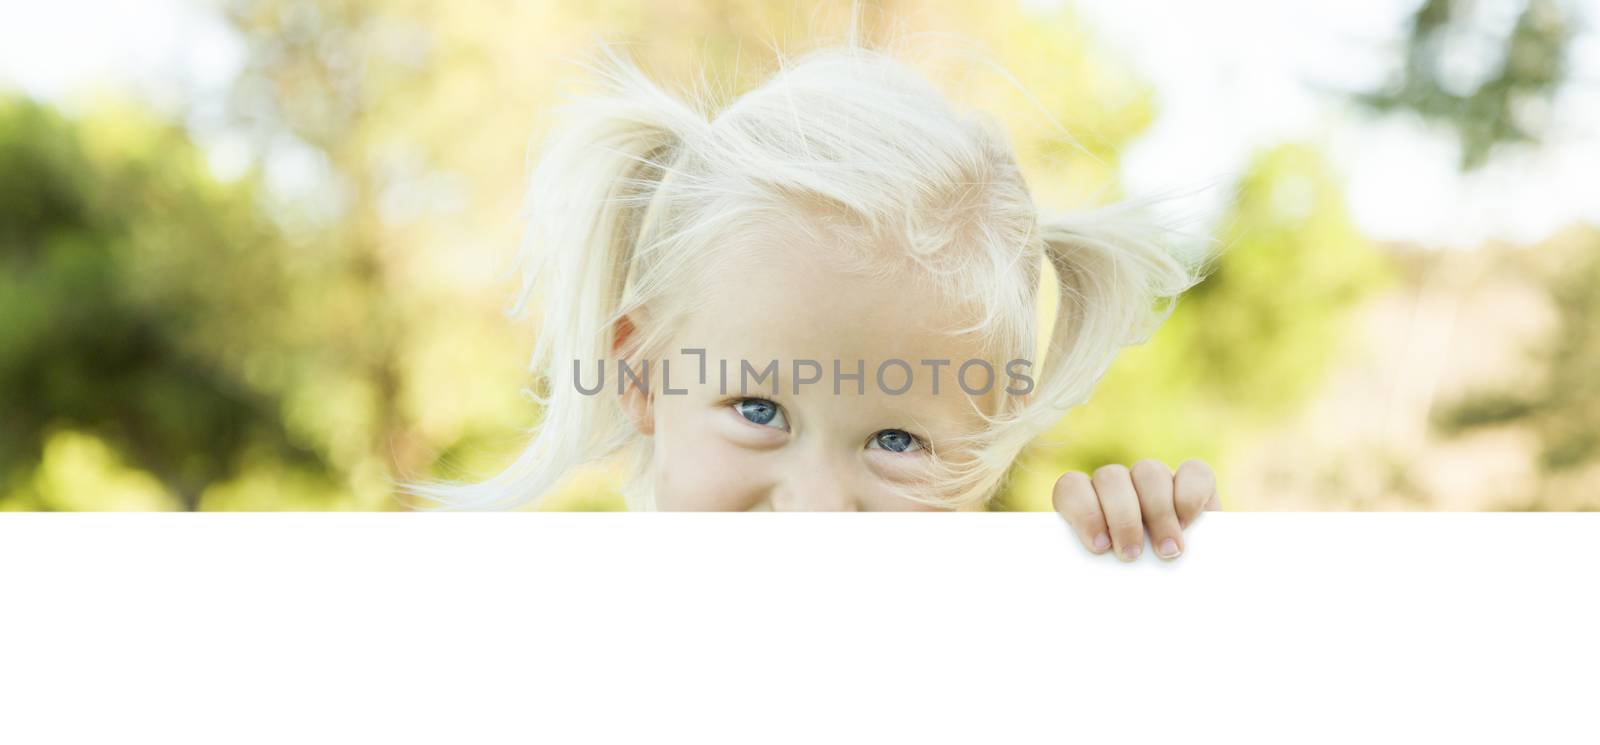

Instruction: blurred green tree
[1355,0,1577,169]
[0,98,331,509]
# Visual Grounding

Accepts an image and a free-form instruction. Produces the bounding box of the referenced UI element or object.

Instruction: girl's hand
[1052,459,1221,561]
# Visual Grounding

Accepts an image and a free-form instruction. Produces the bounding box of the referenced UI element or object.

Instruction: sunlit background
[1,0,1596,511]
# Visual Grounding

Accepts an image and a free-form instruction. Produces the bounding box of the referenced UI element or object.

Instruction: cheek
[651,405,769,511]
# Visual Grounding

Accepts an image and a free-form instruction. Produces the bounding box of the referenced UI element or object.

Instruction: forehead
[686,228,985,368]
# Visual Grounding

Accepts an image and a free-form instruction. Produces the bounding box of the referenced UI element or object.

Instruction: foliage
[0,98,330,509]
[1354,0,1577,169]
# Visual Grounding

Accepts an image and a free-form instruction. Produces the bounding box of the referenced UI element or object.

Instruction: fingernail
[1158,538,1180,558]
[1092,533,1111,552]
[1121,544,1140,561]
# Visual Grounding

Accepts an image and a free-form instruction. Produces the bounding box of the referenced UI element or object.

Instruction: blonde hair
[398,33,1214,511]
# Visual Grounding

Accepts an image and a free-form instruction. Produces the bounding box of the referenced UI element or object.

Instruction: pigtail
[1031,200,1212,413]
[396,42,708,510]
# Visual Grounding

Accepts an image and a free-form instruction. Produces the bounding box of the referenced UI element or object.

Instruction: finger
[1132,459,1183,560]
[1052,471,1111,554]
[1092,464,1144,561]
[1174,459,1219,527]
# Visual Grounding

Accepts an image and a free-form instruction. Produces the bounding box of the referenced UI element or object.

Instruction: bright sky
[2,0,1595,249]
[1061,0,1600,249]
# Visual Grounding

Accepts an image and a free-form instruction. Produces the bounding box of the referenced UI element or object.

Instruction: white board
[1,513,1596,743]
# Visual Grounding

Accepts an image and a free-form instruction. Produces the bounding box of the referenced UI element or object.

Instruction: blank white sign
[1,513,1596,744]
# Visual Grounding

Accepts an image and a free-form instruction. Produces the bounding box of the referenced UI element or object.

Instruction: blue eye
[869,429,923,453]
[734,399,787,430]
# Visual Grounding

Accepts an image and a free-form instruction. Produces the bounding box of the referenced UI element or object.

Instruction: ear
[613,312,655,436]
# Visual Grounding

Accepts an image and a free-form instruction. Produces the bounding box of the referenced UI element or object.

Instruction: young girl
[401,37,1222,561]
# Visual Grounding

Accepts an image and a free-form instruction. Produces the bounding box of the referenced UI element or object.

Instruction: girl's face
[622,240,1003,511]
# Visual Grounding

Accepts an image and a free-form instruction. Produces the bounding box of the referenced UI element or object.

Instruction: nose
[768,447,859,511]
